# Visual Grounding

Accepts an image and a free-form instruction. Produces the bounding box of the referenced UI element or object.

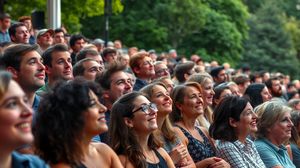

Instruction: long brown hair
[140,82,176,143]
[109,92,160,168]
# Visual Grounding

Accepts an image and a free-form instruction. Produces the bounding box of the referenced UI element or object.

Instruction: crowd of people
[1,12,300,168]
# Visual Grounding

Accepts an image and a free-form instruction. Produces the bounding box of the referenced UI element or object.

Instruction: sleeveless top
[160,135,182,153]
[177,125,215,162]
[147,149,169,168]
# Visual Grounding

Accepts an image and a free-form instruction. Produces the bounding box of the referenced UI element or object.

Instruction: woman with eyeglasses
[109,91,175,168]
[141,82,196,167]
[34,78,122,167]
[209,96,265,168]
[170,82,230,168]
[0,71,48,167]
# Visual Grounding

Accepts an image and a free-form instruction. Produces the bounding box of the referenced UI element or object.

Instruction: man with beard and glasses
[265,76,287,103]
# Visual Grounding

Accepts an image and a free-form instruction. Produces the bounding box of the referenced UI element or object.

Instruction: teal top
[255,138,296,168]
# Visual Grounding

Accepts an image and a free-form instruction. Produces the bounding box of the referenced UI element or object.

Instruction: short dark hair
[102,48,117,58]
[2,43,39,70]
[73,58,96,77]
[54,28,65,34]
[76,49,99,63]
[210,66,224,78]
[8,22,26,40]
[69,34,86,47]
[42,44,69,67]
[209,96,248,141]
[234,74,250,85]
[243,83,266,108]
[265,76,279,89]
[174,61,195,83]
[34,78,100,166]
[96,63,126,90]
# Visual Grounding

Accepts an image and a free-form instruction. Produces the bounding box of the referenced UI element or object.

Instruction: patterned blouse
[177,126,215,162]
[216,138,266,168]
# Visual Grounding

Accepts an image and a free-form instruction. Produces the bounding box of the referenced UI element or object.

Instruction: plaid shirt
[216,138,266,168]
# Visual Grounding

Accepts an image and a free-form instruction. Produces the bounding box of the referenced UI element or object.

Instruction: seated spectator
[9,22,30,44]
[0,71,48,167]
[130,51,155,91]
[234,74,251,95]
[141,83,196,167]
[254,101,296,168]
[76,48,104,69]
[210,66,227,87]
[244,83,272,108]
[18,16,35,44]
[73,58,103,81]
[102,48,118,66]
[69,34,87,65]
[36,29,54,53]
[173,61,195,84]
[209,96,265,168]
[91,38,104,53]
[212,84,232,109]
[187,72,215,128]
[109,92,175,168]
[290,111,300,167]
[288,99,300,111]
[170,82,230,168]
[153,76,175,93]
[34,78,122,167]
[154,61,170,79]
[37,44,73,95]
[53,28,66,44]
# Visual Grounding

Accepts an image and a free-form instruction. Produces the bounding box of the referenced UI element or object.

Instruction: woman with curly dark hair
[34,78,122,168]
[109,91,174,168]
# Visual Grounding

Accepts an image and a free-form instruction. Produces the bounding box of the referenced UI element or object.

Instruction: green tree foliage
[4,0,123,33]
[242,2,300,78]
[105,0,249,65]
[179,8,242,65]
[205,0,249,41]
[284,16,300,60]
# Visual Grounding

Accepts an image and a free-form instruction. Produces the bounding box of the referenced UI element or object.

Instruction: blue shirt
[12,151,48,168]
[290,143,300,168]
[255,138,296,168]
[133,78,148,91]
[0,30,10,43]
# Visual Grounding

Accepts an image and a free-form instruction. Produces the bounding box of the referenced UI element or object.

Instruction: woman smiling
[209,96,265,168]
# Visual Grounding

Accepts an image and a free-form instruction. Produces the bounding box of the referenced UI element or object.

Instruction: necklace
[146,150,157,163]
[182,120,194,135]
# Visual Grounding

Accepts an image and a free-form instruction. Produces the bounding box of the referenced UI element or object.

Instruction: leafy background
[3,0,300,78]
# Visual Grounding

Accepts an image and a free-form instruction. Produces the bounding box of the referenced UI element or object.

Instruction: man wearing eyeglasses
[130,51,155,91]
[154,61,170,79]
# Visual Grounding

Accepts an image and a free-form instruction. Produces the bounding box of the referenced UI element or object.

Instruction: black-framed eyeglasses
[132,103,158,114]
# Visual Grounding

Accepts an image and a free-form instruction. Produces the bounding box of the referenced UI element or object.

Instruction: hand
[208,158,230,168]
[176,159,194,168]
[169,143,189,165]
